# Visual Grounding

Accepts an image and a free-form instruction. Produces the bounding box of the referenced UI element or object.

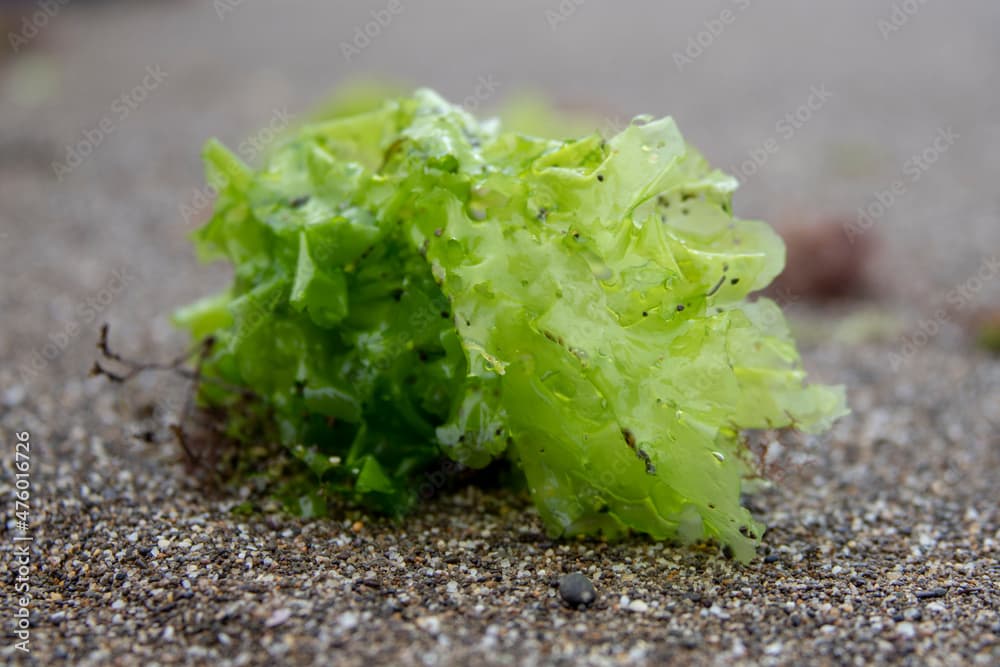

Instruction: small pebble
[558,572,596,607]
[338,612,359,631]
[627,599,649,613]
[416,616,441,635]
[2,384,25,407]
[265,608,291,628]
[916,588,947,600]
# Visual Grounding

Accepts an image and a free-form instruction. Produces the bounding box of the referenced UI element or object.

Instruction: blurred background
[2,0,999,374]
[2,0,999,368]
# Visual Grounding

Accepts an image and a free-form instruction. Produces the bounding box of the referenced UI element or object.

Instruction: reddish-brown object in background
[970,308,1000,353]
[766,216,876,302]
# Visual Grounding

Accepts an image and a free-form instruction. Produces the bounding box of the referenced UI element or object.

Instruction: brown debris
[91,323,258,481]
[766,215,877,302]
[970,308,1000,354]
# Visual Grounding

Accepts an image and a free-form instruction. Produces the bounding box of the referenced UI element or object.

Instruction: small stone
[2,385,25,407]
[896,622,916,639]
[558,572,596,607]
[416,615,441,635]
[915,587,947,600]
[337,611,359,631]
[627,599,649,613]
[265,608,291,628]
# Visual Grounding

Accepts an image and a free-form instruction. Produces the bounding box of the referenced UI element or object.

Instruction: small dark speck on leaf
[638,450,656,474]
[706,274,725,297]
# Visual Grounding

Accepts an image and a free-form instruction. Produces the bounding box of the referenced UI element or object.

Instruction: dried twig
[91,323,255,397]
[91,323,257,478]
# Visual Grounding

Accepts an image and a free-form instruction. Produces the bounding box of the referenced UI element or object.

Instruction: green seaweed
[176,89,846,561]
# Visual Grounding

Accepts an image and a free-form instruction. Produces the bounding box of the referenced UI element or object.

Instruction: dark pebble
[558,572,597,607]
[681,634,702,649]
[915,587,947,600]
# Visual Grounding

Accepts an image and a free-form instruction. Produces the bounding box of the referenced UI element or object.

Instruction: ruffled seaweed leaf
[175,89,847,562]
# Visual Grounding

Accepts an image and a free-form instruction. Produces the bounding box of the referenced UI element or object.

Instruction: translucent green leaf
[177,88,847,562]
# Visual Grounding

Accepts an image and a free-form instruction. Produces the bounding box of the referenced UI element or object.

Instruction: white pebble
[265,608,291,628]
[896,622,916,639]
[416,616,441,634]
[338,611,359,631]
[627,599,649,613]
[2,385,25,407]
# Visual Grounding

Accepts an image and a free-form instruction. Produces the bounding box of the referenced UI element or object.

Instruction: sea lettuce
[176,89,846,561]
